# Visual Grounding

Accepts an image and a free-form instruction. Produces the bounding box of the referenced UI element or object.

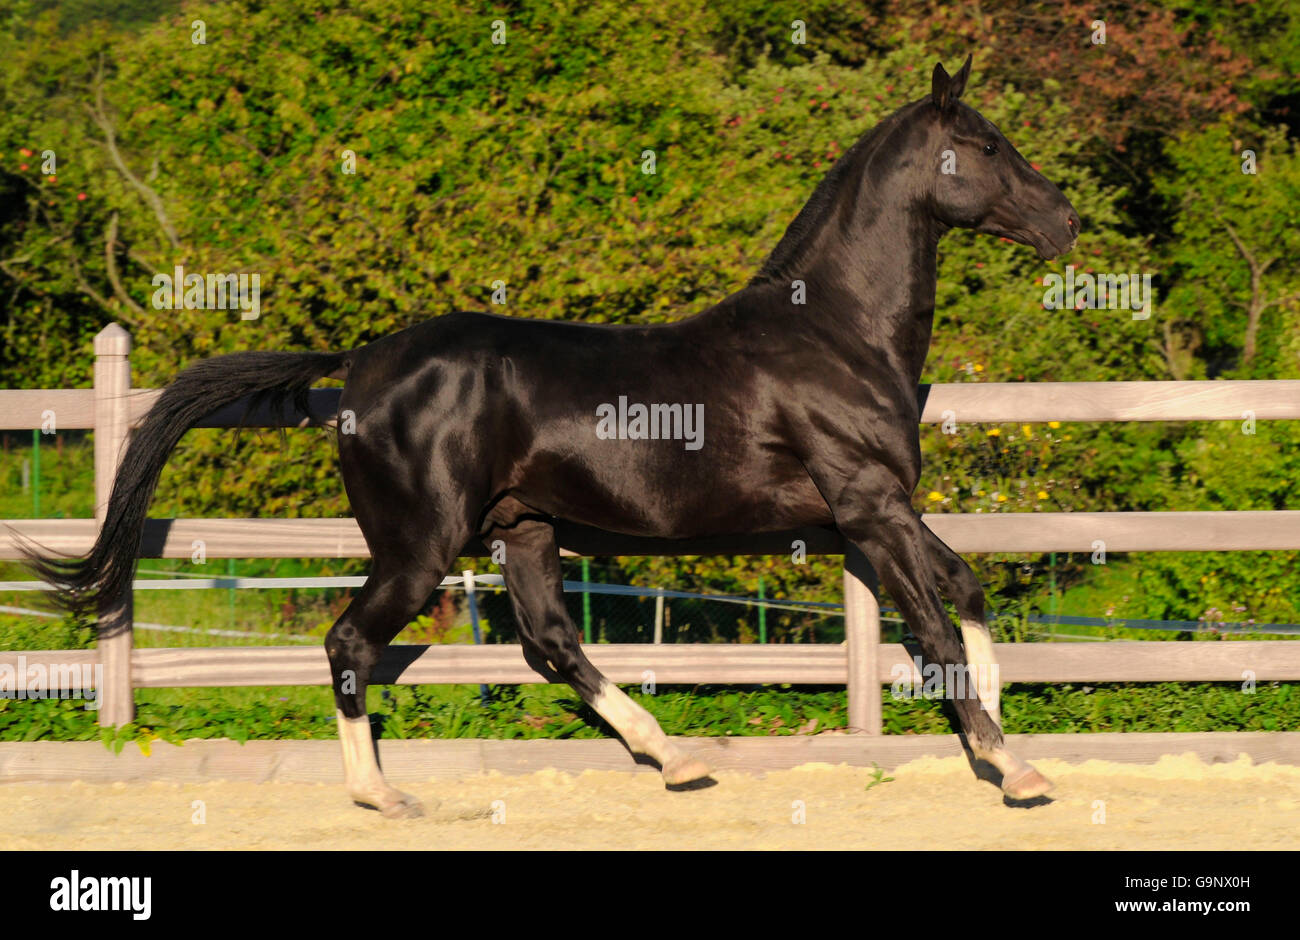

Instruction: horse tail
[20,349,347,634]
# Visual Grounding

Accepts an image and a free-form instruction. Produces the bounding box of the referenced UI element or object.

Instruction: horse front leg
[923,526,1002,728]
[829,470,1052,800]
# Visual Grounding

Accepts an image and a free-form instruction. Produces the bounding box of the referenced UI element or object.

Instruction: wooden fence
[2,324,1299,740]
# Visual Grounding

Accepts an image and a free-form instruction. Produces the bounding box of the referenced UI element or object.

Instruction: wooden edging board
[1,732,1297,784]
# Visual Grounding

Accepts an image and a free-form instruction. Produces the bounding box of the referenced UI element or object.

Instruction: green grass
[0,433,94,520]
[864,764,895,790]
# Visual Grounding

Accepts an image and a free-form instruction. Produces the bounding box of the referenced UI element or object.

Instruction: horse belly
[510,442,833,538]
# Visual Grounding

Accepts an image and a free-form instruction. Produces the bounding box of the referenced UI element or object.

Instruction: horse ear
[931,55,973,112]
[949,54,973,101]
[931,61,953,110]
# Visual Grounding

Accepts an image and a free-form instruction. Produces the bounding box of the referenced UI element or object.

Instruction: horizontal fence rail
[5,379,1300,430]
[3,511,1299,561]
[1,325,1298,744]
[4,641,1297,692]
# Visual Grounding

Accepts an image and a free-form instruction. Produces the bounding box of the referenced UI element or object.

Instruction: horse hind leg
[491,517,712,786]
[326,551,458,818]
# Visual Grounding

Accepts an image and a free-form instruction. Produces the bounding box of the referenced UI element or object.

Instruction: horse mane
[750,99,926,285]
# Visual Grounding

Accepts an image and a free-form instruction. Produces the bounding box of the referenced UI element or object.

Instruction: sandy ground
[2,754,1298,850]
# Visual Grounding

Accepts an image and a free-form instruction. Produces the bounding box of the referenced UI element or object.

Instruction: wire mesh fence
[5,561,1297,650]
[475,587,851,646]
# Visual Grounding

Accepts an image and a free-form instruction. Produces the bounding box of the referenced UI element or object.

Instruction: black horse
[30,57,1078,816]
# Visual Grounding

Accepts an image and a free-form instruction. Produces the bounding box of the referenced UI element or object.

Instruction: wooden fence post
[844,543,881,734]
[94,324,134,727]
[653,589,664,644]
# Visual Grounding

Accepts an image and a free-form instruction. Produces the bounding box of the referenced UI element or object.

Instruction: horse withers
[28,56,1079,817]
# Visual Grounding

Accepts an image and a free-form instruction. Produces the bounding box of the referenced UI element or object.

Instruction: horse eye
[983,143,999,156]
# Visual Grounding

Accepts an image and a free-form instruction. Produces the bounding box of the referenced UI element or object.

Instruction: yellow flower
[996,494,1007,502]
[973,363,984,372]
[927,491,943,502]
[986,428,1001,437]
[1021,424,1033,438]
[1037,490,1049,500]
[1048,421,1061,429]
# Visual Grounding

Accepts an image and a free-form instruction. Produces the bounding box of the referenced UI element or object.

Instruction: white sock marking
[960,618,1002,728]
[337,709,410,809]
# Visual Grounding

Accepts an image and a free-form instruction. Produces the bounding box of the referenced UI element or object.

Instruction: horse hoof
[662,754,712,786]
[1001,765,1053,800]
[354,789,425,819]
[379,794,425,819]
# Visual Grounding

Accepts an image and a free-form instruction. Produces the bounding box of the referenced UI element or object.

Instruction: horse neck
[751,115,947,386]
[805,195,945,387]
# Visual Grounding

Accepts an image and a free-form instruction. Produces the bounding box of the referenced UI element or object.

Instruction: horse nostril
[1066,212,1081,235]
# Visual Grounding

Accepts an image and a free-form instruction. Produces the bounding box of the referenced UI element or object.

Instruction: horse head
[925,55,1081,260]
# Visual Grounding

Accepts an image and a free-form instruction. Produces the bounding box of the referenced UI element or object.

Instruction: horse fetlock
[337,709,427,817]
[592,681,671,756]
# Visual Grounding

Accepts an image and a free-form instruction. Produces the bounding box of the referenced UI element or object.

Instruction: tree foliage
[1,0,1296,632]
